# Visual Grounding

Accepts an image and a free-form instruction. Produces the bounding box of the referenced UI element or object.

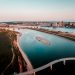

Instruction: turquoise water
[41,27,75,33]
[18,29,75,69]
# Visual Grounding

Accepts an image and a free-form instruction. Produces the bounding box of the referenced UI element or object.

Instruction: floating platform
[36,36,50,45]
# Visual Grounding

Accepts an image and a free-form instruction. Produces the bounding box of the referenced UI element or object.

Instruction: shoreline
[16,33,34,72]
[28,28,75,42]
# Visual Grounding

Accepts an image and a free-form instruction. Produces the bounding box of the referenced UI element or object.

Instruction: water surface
[41,27,75,33]
[18,29,75,68]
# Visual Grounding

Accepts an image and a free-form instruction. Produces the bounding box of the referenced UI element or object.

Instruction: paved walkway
[16,34,34,71]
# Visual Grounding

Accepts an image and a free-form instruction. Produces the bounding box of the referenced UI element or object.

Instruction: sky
[0,0,75,22]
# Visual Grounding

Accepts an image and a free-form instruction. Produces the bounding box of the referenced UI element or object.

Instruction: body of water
[41,27,75,33]
[17,29,75,69]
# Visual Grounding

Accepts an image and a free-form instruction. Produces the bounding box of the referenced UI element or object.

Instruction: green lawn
[0,29,19,75]
[0,29,26,75]
[0,31,13,73]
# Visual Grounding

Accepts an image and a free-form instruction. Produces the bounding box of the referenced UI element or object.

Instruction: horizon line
[0,20,75,23]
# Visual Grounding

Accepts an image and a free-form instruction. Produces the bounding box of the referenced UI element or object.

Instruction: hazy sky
[0,0,75,22]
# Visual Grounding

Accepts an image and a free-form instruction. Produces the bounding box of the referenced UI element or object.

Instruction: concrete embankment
[17,34,33,71]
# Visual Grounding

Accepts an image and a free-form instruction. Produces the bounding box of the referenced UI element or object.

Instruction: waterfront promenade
[16,33,35,75]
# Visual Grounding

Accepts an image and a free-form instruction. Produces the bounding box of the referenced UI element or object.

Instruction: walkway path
[16,34,34,73]
[16,57,75,75]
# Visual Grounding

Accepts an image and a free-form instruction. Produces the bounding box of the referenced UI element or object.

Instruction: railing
[16,57,75,75]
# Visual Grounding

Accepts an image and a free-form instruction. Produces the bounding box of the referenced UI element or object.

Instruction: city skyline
[0,0,75,22]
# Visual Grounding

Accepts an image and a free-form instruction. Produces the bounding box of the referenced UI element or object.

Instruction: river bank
[15,32,35,75]
[28,28,75,42]
[0,29,25,75]
[0,29,35,75]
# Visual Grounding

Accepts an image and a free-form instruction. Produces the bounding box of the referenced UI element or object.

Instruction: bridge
[16,57,75,75]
